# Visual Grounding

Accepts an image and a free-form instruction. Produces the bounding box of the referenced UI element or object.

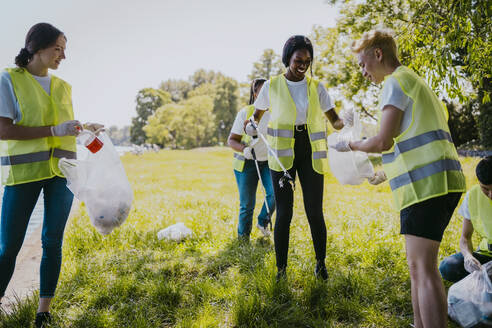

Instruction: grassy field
[0,148,481,327]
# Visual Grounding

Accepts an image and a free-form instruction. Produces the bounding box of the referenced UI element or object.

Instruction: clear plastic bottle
[78,130,103,153]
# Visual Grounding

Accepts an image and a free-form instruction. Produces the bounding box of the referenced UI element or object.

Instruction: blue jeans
[234,160,275,237]
[0,177,73,298]
[439,251,492,282]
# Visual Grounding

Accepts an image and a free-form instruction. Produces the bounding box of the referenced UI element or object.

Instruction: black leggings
[270,128,326,270]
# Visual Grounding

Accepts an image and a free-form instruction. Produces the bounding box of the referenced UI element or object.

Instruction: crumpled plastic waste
[157,222,192,241]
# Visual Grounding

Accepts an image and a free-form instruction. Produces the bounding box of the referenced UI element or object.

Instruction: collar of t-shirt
[285,76,307,86]
[32,74,51,95]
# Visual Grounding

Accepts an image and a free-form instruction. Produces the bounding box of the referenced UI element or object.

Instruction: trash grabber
[251,147,273,231]
[248,118,295,190]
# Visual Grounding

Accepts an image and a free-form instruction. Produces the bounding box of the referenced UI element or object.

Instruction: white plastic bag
[59,132,133,235]
[157,222,192,241]
[448,261,492,327]
[327,111,374,185]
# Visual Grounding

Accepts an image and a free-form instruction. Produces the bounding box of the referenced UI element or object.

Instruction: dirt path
[2,224,42,311]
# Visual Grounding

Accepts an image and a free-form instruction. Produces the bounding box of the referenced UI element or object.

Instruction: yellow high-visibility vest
[381,66,466,211]
[0,68,76,185]
[267,74,329,174]
[469,185,492,256]
[233,105,255,172]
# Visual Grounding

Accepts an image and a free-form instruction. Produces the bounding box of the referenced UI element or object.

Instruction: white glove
[464,254,482,273]
[83,122,105,135]
[330,139,352,152]
[341,109,354,127]
[244,121,258,137]
[51,120,82,137]
[367,171,387,185]
[243,146,254,160]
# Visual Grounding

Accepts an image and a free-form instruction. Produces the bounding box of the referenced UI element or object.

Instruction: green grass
[0,148,481,327]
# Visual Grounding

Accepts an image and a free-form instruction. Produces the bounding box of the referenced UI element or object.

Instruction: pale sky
[1,0,339,128]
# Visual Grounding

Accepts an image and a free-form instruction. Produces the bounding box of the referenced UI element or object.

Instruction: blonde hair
[352,29,398,62]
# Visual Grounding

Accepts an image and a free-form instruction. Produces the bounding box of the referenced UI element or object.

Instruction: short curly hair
[476,156,492,185]
[352,29,398,61]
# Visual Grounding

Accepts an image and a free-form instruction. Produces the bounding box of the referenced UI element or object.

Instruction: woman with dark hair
[0,23,103,327]
[228,78,275,240]
[245,36,351,279]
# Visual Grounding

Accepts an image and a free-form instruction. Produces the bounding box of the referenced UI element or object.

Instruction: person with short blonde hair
[332,29,466,328]
[351,29,399,65]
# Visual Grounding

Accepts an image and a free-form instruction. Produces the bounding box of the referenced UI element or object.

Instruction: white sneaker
[257,223,271,237]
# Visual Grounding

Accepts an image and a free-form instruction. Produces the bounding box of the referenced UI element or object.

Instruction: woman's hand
[51,120,82,136]
[83,122,105,135]
[349,105,403,153]
[464,254,482,273]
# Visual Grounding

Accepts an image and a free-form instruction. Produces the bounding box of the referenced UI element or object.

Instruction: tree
[130,88,172,145]
[144,95,216,149]
[213,76,239,143]
[180,96,217,148]
[248,49,285,81]
[144,102,181,148]
[107,125,131,146]
[189,69,223,89]
[159,79,192,103]
[188,82,216,98]
[446,101,479,147]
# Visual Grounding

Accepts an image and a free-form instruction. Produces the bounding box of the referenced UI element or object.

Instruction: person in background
[439,156,492,282]
[334,29,466,328]
[0,23,103,328]
[245,35,352,280]
[228,78,275,241]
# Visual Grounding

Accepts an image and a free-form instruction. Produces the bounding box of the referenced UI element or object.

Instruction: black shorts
[400,192,462,242]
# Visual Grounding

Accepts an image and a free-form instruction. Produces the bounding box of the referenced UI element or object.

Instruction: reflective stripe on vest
[0,149,77,166]
[310,131,326,141]
[267,127,294,138]
[233,152,245,161]
[389,159,462,190]
[469,185,492,255]
[382,129,453,164]
[381,66,465,211]
[312,150,327,160]
[1,68,76,185]
[273,148,294,157]
[266,74,329,174]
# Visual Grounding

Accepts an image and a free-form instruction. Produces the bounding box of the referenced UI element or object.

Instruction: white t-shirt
[253,77,334,125]
[33,74,51,95]
[380,75,413,134]
[230,107,270,161]
[458,190,471,220]
[0,70,51,123]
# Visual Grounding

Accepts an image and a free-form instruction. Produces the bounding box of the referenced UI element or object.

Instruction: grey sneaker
[257,223,270,237]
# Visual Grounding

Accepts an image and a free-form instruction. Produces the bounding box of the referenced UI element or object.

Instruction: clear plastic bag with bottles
[327,110,374,185]
[448,261,492,327]
[59,131,133,235]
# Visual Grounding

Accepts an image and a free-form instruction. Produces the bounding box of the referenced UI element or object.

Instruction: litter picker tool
[251,146,273,231]
[248,118,295,191]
